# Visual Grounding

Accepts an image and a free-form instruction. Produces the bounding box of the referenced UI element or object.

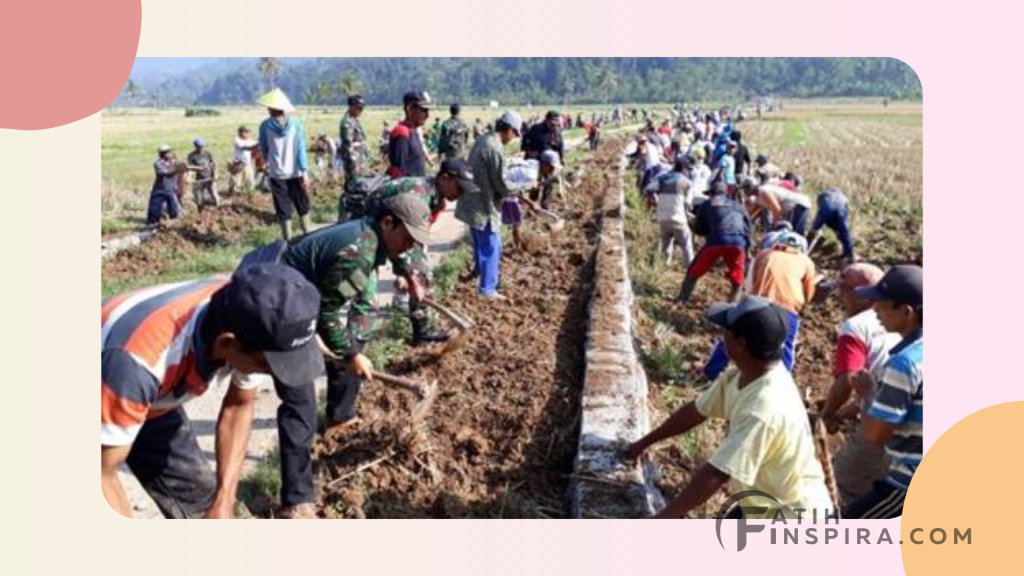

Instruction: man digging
[101,264,324,519]
[239,193,434,518]
[628,296,833,520]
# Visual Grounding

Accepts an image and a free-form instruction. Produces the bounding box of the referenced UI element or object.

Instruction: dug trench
[306,148,624,519]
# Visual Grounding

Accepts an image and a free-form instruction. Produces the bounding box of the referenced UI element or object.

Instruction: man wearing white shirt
[818,263,902,504]
[229,126,258,194]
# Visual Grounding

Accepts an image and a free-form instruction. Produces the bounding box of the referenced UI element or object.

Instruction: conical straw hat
[257,88,295,113]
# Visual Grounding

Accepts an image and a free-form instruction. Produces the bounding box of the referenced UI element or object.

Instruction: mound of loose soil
[307,150,622,519]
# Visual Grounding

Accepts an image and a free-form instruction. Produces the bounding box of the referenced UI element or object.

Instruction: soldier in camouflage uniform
[255,193,433,518]
[365,158,478,345]
[339,95,368,185]
[438,103,470,161]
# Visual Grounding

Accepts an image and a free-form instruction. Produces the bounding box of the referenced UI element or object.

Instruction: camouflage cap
[383,193,432,247]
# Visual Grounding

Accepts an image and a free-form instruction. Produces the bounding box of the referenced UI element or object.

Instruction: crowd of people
[627,104,922,520]
[107,95,921,521]
[105,88,596,519]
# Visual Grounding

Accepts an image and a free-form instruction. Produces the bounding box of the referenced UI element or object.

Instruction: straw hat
[257,88,295,113]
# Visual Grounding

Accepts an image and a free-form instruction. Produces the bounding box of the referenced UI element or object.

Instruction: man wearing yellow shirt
[628,296,832,519]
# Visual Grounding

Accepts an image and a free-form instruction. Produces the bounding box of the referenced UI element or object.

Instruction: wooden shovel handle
[421,297,475,329]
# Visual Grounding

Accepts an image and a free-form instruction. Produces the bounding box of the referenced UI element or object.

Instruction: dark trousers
[269,177,311,221]
[325,361,365,423]
[273,361,363,507]
[146,190,181,225]
[843,480,906,519]
[812,201,854,259]
[789,204,810,236]
[273,377,317,507]
[125,408,215,519]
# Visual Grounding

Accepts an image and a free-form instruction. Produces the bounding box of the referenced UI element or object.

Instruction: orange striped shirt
[100,278,227,446]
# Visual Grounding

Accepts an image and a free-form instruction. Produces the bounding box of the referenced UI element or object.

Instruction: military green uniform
[281,216,387,427]
[339,113,366,183]
[364,177,447,339]
[438,117,470,160]
[283,218,386,358]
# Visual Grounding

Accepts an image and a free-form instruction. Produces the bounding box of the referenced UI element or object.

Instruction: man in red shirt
[388,90,432,178]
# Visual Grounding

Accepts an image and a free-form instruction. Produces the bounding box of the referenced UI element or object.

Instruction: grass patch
[432,237,472,297]
[237,448,281,516]
[782,120,808,147]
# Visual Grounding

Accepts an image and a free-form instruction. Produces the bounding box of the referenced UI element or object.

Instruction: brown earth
[304,148,621,519]
[102,182,339,282]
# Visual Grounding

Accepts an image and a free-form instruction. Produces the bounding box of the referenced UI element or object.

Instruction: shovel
[421,296,475,355]
[526,202,566,233]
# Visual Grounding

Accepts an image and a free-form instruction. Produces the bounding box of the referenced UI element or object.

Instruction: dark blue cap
[213,263,324,387]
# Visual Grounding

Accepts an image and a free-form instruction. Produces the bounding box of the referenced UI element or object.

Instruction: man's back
[751,247,816,315]
[439,117,468,157]
[696,364,832,518]
[696,195,749,241]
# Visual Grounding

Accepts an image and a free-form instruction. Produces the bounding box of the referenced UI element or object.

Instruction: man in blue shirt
[843,264,923,519]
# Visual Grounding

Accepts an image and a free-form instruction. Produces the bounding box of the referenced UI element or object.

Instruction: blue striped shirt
[866,329,923,490]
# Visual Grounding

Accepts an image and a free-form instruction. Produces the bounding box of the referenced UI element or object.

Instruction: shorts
[501,198,523,226]
[269,177,310,221]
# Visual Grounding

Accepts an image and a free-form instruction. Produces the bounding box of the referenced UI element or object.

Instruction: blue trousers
[147,190,181,225]
[704,310,800,380]
[470,223,502,296]
[812,199,854,259]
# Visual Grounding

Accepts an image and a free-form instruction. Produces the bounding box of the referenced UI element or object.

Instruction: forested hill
[116,57,922,107]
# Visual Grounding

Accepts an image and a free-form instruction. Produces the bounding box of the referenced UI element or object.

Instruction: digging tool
[421,296,475,355]
[804,389,842,518]
[316,336,437,402]
[526,203,566,233]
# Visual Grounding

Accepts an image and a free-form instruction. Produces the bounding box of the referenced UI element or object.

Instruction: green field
[101,104,628,230]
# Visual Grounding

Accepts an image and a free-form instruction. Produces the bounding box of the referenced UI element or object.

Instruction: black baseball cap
[706,296,789,361]
[212,263,325,387]
[450,103,461,115]
[437,158,479,194]
[403,90,433,109]
[348,95,365,107]
[855,264,923,308]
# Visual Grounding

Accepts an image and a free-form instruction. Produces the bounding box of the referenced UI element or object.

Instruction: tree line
[117,57,922,108]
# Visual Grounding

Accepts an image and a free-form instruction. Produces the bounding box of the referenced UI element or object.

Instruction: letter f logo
[715,490,781,552]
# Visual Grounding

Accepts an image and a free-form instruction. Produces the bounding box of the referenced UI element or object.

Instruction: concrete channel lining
[570,152,664,519]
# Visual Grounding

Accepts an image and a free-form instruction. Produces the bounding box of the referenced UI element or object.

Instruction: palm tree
[597,69,618,104]
[316,81,335,105]
[258,57,283,90]
[337,72,364,98]
[124,79,142,106]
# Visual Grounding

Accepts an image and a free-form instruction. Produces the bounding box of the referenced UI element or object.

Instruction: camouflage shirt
[438,117,470,159]
[339,113,366,178]
[282,218,389,359]
[365,177,443,277]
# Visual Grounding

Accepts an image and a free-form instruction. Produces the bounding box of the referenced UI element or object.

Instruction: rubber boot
[279,219,293,241]
[299,214,312,236]
[677,276,699,305]
[411,316,449,346]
